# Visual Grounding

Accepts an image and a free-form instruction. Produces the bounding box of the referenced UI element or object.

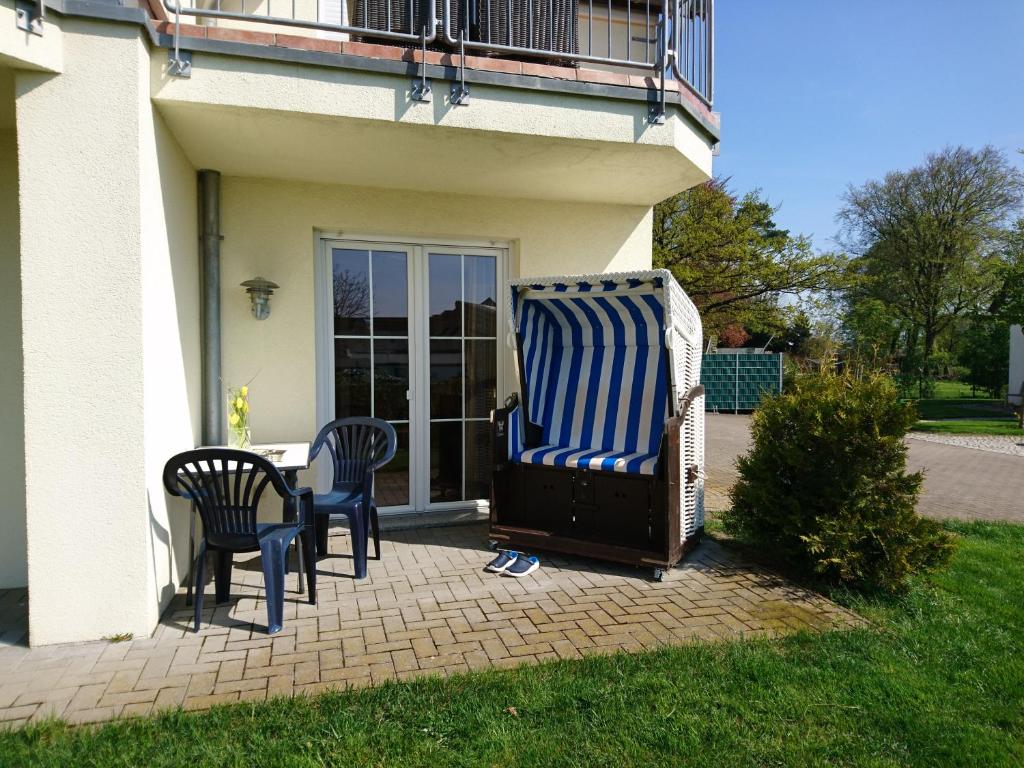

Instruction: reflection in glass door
[427,251,498,505]
[322,240,503,513]
[331,246,412,508]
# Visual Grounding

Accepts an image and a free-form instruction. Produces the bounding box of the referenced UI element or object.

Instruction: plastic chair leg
[300,527,317,604]
[369,505,381,560]
[192,542,207,633]
[351,506,368,580]
[186,503,196,607]
[314,514,330,557]
[214,551,233,605]
[259,538,287,634]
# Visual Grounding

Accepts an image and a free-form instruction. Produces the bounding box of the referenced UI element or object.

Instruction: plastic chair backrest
[310,417,397,490]
[162,448,293,547]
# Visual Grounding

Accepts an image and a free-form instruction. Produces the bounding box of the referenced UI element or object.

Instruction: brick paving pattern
[0,523,859,728]
[703,413,1024,522]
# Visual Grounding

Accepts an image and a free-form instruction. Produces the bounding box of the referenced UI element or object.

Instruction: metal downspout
[198,170,223,446]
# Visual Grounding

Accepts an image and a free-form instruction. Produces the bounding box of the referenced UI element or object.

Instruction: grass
[906,379,1015,433]
[912,418,1022,436]
[914,398,1011,420]
[3,523,1023,767]
[100,633,134,644]
[928,380,991,399]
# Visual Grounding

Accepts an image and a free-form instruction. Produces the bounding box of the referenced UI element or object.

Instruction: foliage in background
[725,369,954,592]
[839,145,1022,362]
[990,218,1024,324]
[654,180,846,340]
[837,145,1024,386]
[840,297,902,368]
[956,317,1010,398]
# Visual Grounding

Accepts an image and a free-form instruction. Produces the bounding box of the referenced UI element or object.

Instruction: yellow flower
[235,397,244,410]
[229,412,240,426]
[242,401,249,414]
[240,386,248,398]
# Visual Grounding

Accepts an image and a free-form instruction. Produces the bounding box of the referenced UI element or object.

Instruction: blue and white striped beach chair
[491,269,705,579]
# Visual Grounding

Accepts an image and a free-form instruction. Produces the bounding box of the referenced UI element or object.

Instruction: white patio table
[184,442,311,607]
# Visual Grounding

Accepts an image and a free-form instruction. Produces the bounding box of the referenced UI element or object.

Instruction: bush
[723,369,954,592]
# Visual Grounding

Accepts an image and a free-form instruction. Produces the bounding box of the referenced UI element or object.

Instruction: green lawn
[914,397,1011,420]
[912,418,1022,436]
[908,380,1014,430]
[3,523,1023,767]
[928,380,992,399]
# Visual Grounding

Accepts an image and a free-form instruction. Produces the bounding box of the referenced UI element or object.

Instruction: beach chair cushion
[512,280,669,475]
[514,444,660,475]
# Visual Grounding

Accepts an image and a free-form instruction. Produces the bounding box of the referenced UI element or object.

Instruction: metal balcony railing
[163,0,713,105]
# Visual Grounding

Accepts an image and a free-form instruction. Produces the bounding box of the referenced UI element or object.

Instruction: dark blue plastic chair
[162,448,316,634]
[309,418,397,579]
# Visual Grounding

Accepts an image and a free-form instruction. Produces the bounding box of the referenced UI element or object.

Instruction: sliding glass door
[321,239,504,513]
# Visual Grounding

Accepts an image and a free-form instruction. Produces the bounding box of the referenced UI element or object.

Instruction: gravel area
[907,432,1024,457]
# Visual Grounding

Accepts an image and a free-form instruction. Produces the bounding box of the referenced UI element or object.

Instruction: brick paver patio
[0,523,859,729]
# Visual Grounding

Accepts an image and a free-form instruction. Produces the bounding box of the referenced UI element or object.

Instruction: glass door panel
[331,246,411,508]
[324,239,503,513]
[427,250,499,506]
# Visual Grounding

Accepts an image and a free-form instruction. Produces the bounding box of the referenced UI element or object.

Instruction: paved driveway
[704,414,1024,523]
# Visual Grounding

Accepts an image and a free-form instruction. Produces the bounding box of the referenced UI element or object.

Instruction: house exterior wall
[9,4,707,644]
[218,177,653,473]
[140,85,202,627]
[17,20,148,645]
[0,127,27,589]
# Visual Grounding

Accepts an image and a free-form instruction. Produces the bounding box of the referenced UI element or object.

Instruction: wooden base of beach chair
[489,461,703,577]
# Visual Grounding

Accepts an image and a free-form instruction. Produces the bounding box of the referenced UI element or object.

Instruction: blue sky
[711,1,1024,252]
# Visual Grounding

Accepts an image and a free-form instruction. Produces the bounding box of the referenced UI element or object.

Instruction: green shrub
[724,369,954,592]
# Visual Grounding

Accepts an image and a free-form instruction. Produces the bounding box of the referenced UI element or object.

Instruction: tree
[781,310,813,356]
[838,146,1024,375]
[654,180,846,337]
[957,318,1009,398]
[988,218,1024,323]
[841,297,904,365]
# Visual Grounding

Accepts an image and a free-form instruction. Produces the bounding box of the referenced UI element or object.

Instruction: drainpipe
[198,170,223,446]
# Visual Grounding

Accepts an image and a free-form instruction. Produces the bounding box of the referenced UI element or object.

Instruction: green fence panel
[701,353,783,412]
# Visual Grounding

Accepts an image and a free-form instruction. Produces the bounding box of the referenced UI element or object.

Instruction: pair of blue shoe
[485,550,540,578]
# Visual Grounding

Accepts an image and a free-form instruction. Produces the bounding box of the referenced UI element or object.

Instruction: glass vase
[226,386,252,449]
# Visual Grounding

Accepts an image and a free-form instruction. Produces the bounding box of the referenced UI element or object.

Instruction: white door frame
[315,234,509,514]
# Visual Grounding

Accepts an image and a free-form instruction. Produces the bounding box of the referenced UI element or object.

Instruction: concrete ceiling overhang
[153,51,713,206]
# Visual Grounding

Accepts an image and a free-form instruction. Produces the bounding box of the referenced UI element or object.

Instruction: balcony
[157,0,713,106]
[147,0,715,205]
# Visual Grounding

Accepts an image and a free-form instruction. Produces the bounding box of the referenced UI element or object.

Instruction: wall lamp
[241,277,279,320]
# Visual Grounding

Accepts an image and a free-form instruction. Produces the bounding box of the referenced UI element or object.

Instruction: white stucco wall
[140,80,201,625]
[16,20,161,645]
[218,177,652,468]
[153,49,713,207]
[0,127,27,589]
